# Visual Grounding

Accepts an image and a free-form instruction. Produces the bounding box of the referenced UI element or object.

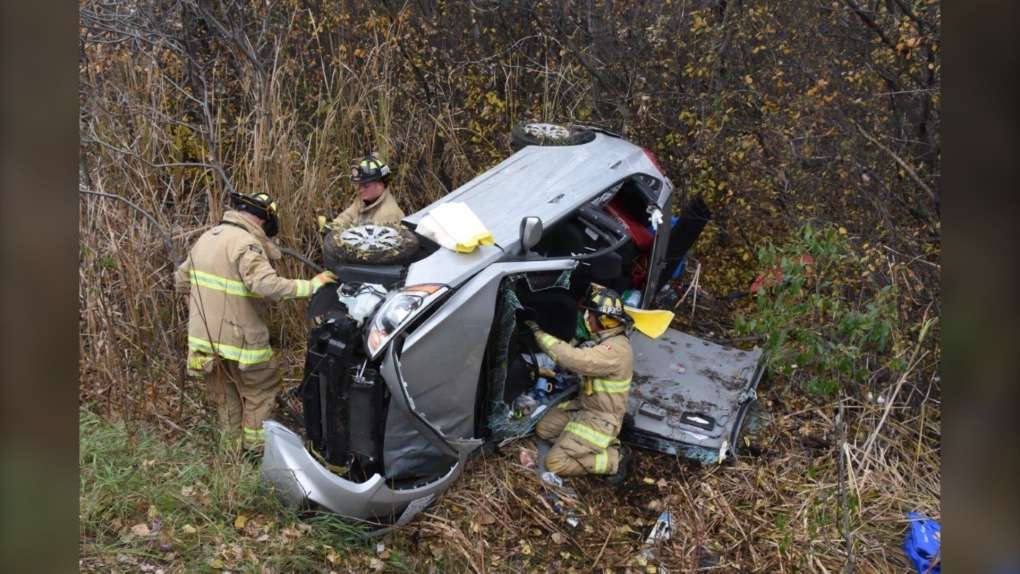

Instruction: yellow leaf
[643,477,655,484]
[234,515,248,529]
[182,524,197,535]
[839,227,847,235]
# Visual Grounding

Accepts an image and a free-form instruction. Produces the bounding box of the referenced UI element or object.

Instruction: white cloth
[416,202,494,253]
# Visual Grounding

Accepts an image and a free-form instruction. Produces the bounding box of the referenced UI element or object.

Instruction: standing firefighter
[175,191,337,453]
[331,154,405,228]
[525,284,635,485]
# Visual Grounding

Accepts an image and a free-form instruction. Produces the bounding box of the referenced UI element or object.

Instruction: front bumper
[261,420,463,525]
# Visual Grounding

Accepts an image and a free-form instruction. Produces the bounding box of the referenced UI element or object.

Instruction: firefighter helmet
[580,283,632,329]
[230,191,280,237]
[349,155,392,184]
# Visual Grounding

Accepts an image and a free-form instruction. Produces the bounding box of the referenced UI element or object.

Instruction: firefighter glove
[311,271,338,291]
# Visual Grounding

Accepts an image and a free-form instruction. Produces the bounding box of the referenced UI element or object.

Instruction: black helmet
[349,155,392,184]
[579,283,632,329]
[230,191,280,237]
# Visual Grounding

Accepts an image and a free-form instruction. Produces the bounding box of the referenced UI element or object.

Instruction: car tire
[510,121,596,150]
[322,222,420,268]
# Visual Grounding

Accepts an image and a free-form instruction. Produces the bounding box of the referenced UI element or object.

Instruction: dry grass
[379,383,939,573]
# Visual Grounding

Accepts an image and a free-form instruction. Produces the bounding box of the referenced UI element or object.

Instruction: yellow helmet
[581,284,630,329]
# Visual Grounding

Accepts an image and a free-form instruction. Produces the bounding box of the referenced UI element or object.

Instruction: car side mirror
[519,216,543,254]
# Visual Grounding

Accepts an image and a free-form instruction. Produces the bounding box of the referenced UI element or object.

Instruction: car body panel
[626,328,764,454]
[262,420,463,523]
[402,133,667,290]
[385,259,577,480]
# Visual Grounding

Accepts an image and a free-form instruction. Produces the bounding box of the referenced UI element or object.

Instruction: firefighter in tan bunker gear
[331,155,405,228]
[527,285,635,485]
[175,192,337,451]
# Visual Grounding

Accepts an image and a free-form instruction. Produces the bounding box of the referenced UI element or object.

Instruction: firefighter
[524,284,635,485]
[331,154,406,228]
[175,191,337,453]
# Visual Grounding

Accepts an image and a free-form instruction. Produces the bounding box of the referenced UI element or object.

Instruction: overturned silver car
[262,123,765,528]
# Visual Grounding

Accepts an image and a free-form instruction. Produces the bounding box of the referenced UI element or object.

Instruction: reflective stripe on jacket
[332,188,405,228]
[175,210,318,372]
[534,325,634,442]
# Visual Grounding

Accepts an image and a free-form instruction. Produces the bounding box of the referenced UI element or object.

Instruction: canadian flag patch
[602,344,613,351]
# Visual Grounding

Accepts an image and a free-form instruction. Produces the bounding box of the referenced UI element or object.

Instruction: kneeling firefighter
[523,284,635,485]
[175,191,337,453]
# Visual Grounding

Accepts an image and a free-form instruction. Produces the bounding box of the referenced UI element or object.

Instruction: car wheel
[322,223,420,268]
[510,121,596,149]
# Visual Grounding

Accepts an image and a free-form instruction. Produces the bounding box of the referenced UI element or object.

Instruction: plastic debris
[541,471,563,487]
[512,394,538,417]
[634,511,675,571]
[547,492,580,527]
[645,511,675,543]
[903,512,940,573]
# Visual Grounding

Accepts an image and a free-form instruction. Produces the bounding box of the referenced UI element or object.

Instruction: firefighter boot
[605,444,631,486]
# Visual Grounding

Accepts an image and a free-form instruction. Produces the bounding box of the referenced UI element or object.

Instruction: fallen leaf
[643,477,655,485]
[131,523,151,537]
[369,558,385,571]
[181,524,197,535]
[551,532,564,544]
[235,515,248,529]
[476,512,496,525]
[656,478,668,489]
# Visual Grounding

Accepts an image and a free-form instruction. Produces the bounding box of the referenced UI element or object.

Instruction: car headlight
[365,284,448,359]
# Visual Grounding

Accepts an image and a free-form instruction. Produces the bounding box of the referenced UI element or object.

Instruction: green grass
[79,408,410,573]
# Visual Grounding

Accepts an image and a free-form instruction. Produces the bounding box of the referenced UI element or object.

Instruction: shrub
[734,223,900,395]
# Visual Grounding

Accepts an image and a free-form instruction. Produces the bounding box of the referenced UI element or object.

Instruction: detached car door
[622,328,765,461]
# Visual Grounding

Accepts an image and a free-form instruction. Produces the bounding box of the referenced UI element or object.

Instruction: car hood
[402,132,661,287]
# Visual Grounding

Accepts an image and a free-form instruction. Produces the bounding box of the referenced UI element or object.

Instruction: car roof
[402,131,664,286]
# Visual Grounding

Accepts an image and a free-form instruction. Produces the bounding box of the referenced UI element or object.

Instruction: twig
[79,188,181,268]
[837,394,854,574]
[852,121,936,206]
[590,528,613,570]
[707,335,763,346]
[860,314,937,464]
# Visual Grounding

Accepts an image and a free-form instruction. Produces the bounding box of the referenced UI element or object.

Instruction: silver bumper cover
[261,420,462,524]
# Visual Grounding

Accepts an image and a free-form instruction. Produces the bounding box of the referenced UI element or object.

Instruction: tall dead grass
[78,7,453,428]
